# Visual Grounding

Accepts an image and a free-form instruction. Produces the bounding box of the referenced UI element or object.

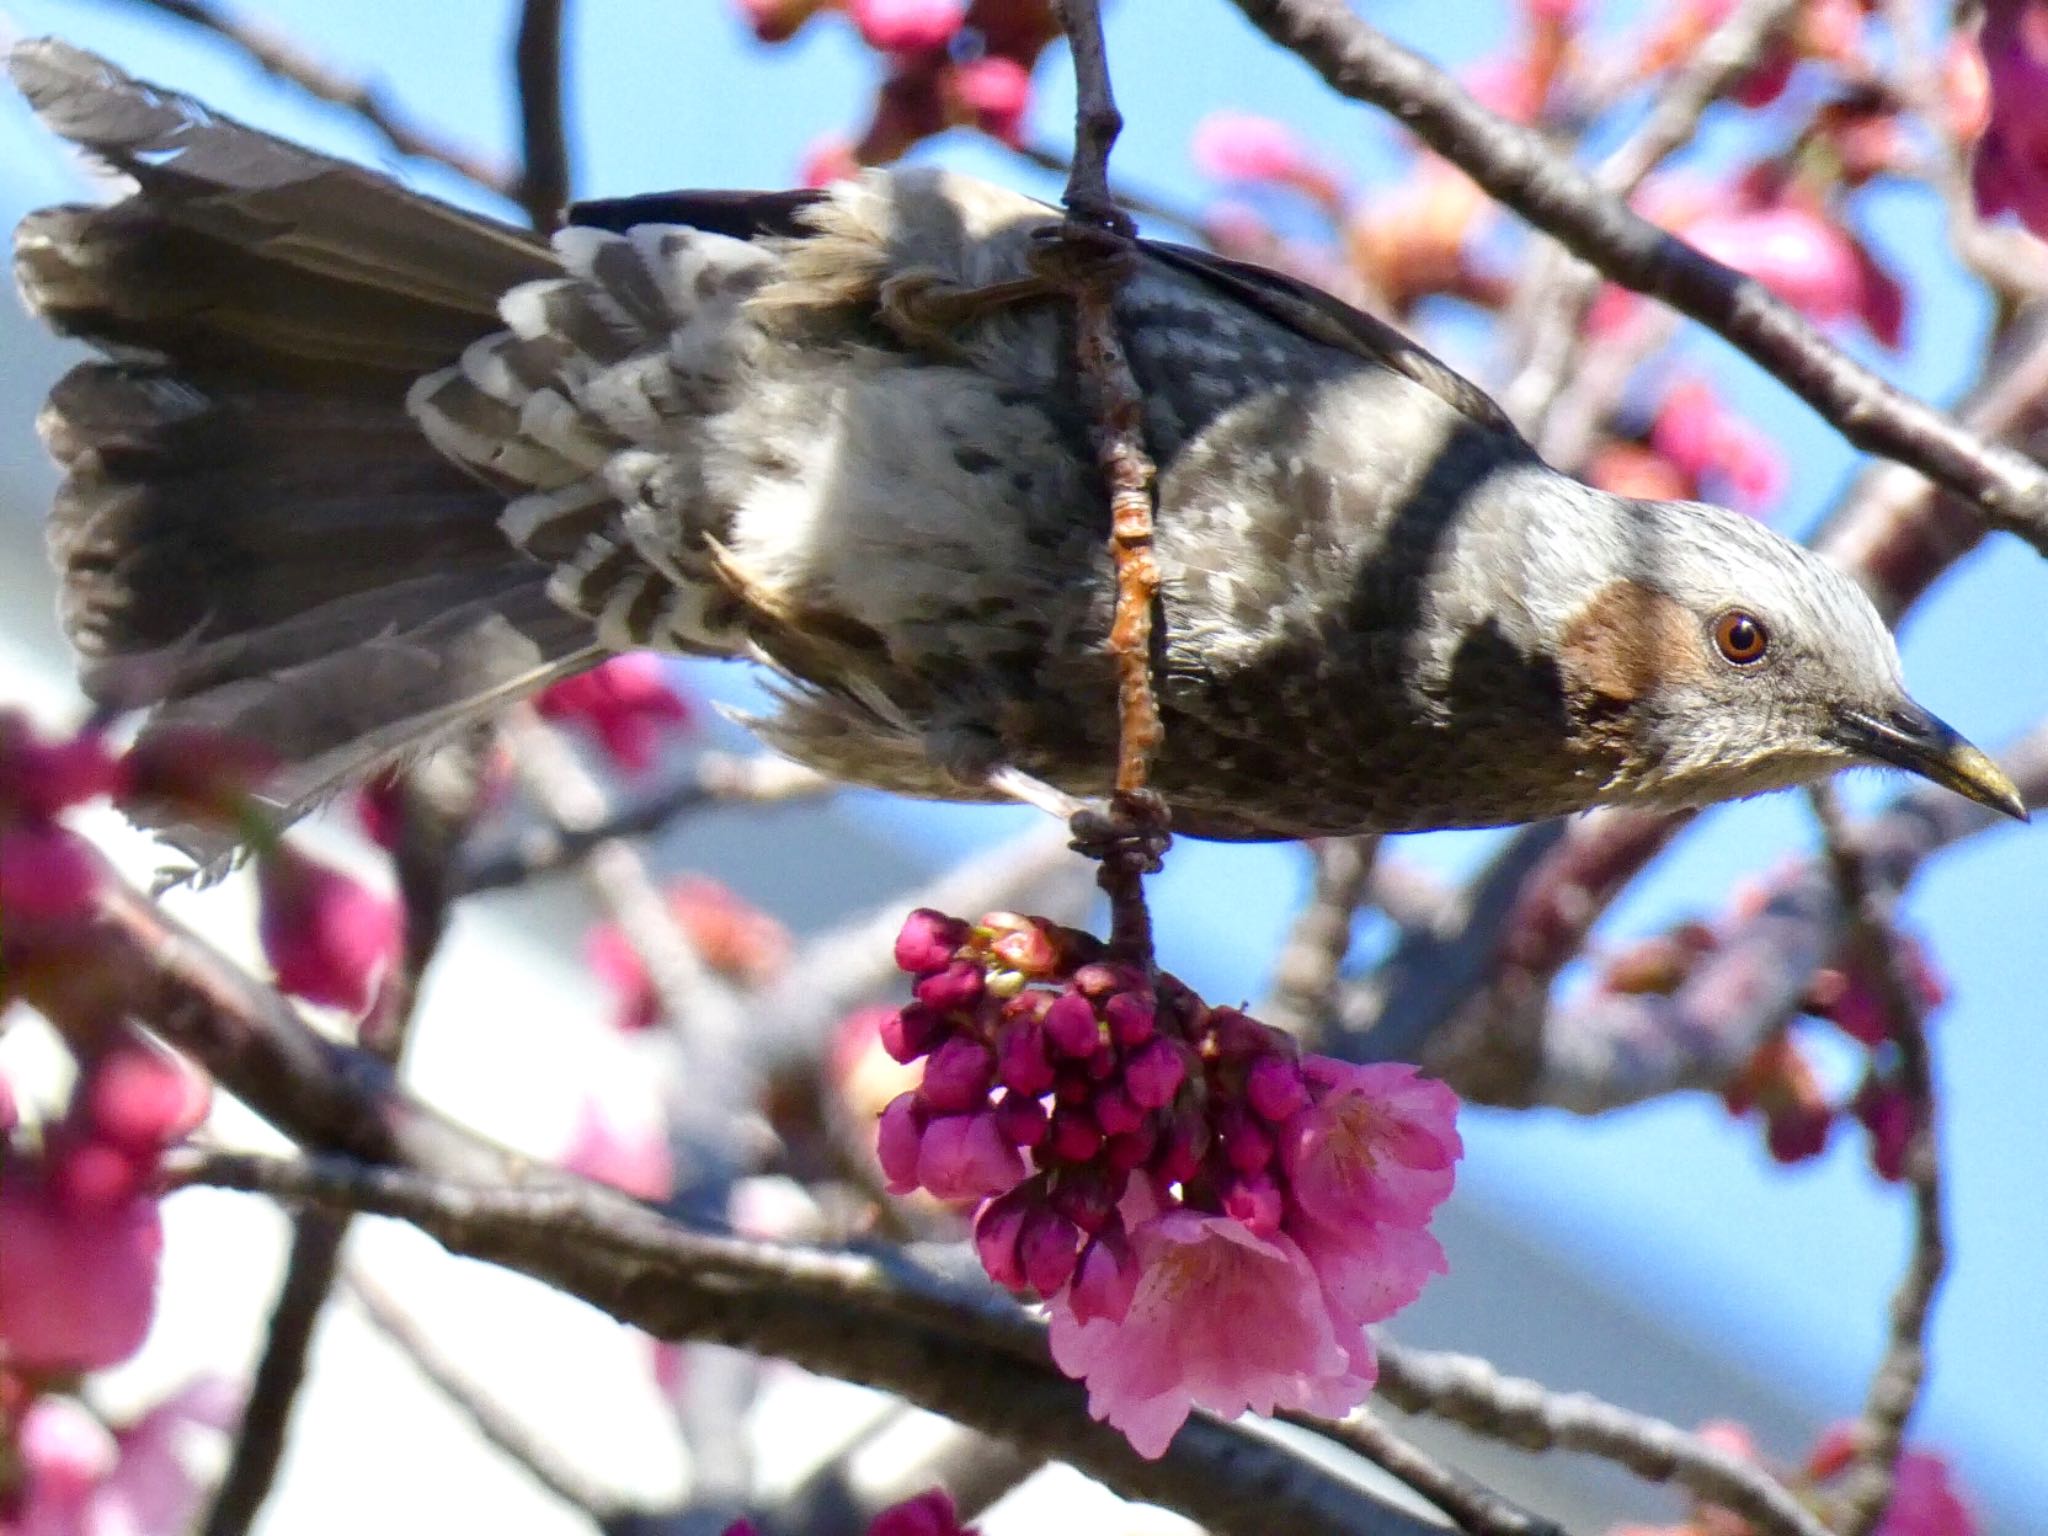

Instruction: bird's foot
[875,266,1062,355]
[1068,788,1171,874]
[1026,218,1137,291]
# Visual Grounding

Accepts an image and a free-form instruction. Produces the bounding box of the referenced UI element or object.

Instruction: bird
[6,38,2026,850]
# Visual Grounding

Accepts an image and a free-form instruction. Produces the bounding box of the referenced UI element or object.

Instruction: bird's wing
[568,188,828,243]
[1137,239,1516,435]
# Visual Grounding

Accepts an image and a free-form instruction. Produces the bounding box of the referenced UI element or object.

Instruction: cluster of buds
[879,909,1460,1457]
[736,0,1055,178]
[1596,901,1946,1181]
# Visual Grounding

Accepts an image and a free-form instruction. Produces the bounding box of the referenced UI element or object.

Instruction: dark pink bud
[996,1017,1056,1095]
[1073,961,1145,999]
[257,846,400,1014]
[1067,1221,1139,1324]
[973,1187,1034,1289]
[1083,1044,1118,1081]
[1053,1068,1096,1106]
[1246,1055,1310,1123]
[1048,1106,1104,1163]
[868,1489,968,1536]
[880,1003,948,1064]
[0,717,122,818]
[1208,1007,1293,1062]
[993,1090,1049,1148]
[1765,1102,1832,1164]
[1104,990,1156,1047]
[79,1041,210,1155]
[1104,1119,1158,1173]
[49,1136,151,1210]
[1122,1038,1187,1109]
[914,960,984,1013]
[877,1091,928,1193]
[1093,1085,1144,1137]
[0,824,103,924]
[917,1112,1027,1201]
[983,912,1060,977]
[921,1035,996,1113]
[1047,1167,1121,1234]
[1152,1112,1210,1184]
[1222,1172,1284,1236]
[121,727,276,824]
[894,909,968,975]
[1042,992,1101,1057]
[1018,1206,1081,1296]
[1219,1105,1274,1174]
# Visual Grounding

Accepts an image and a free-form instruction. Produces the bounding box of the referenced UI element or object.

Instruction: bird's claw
[1068,789,1171,873]
[1027,219,1138,289]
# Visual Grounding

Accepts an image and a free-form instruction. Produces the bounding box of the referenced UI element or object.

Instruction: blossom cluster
[1594,899,1948,1180]
[734,0,1054,178]
[878,909,1461,1458]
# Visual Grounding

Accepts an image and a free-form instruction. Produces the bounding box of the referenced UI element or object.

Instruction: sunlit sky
[1,0,2043,1521]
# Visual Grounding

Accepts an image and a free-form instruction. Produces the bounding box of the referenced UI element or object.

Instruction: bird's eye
[1712,610,1770,666]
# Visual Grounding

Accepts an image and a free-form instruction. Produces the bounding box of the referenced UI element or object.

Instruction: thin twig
[1371,1339,1834,1536]
[1807,784,1946,1536]
[107,0,515,197]
[455,753,832,895]
[1047,0,1170,961]
[513,0,571,232]
[1224,0,2048,552]
[344,1267,640,1526]
[1010,140,1210,237]
[1288,1408,1565,1536]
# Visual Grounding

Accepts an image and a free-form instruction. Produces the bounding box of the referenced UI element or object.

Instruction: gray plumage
[8,39,2024,847]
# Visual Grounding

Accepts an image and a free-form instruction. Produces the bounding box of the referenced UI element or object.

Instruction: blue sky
[3,0,2044,1520]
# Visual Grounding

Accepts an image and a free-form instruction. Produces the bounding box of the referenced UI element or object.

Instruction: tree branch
[1371,1339,1833,1536]
[1288,1408,1566,1536]
[1223,0,2048,553]
[513,0,571,232]
[106,0,515,198]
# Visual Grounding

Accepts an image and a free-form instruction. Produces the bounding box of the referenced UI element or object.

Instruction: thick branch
[1224,0,2048,552]
[175,1151,1444,1536]
[1288,1409,1565,1536]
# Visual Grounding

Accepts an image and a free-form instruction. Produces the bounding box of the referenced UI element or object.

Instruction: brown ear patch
[1558,579,1707,706]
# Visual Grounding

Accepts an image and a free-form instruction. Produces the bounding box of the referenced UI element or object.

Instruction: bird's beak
[1832,703,2029,821]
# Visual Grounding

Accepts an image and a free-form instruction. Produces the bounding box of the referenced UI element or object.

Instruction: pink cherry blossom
[559,1096,675,1202]
[1283,1060,1461,1231]
[1972,0,2048,236]
[6,1382,238,1536]
[79,1039,211,1156]
[849,0,965,53]
[952,55,1032,144]
[535,655,692,776]
[1684,200,1903,347]
[257,845,401,1014]
[1191,111,1344,205]
[1808,1426,1978,1536]
[1650,378,1786,514]
[1048,1211,1372,1458]
[0,1156,163,1371]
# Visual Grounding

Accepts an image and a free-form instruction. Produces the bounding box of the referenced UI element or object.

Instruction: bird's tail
[8,39,598,846]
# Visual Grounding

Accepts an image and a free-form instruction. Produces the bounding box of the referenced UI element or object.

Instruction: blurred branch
[1225,0,2048,554]
[1263,836,1378,1038]
[106,0,515,198]
[1289,1408,1565,1536]
[1371,1339,1834,1536]
[1010,140,1210,237]
[513,0,571,231]
[774,1407,1038,1536]
[345,1266,641,1527]
[1808,785,1945,1536]
[455,753,832,895]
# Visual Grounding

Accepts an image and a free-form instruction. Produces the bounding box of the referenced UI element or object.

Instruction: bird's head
[1544,498,2025,820]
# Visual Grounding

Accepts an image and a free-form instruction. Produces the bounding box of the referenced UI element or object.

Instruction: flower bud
[916,1112,1026,1201]
[914,960,984,1014]
[879,1003,948,1064]
[973,1186,1035,1289]
[894,909,968,975]
[1042,992,1101,1058]
[1222,1172,1284,1236]
[992,1090,1049,1149]
[920,1035,996,1113]
[1047,1105,1103,1163]
[1122,1038,1187,1109]
[996,1016,1056,1096]
[1104,990,1156,1047]
[1018,1205,1081,1296]
[1245,1055,1310,1123]
[876,1092,928,1194]
[1092,1085,1144,1138]
[1067,1221,1140,1324]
